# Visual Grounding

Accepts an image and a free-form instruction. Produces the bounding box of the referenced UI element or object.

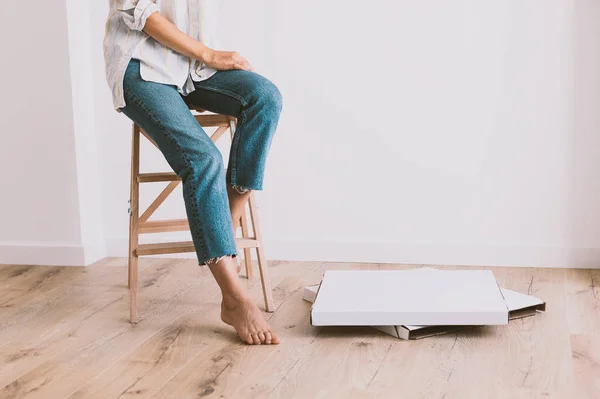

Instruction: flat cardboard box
[311,270,509,326]
[372,288,546,339]
[303,270,546,340]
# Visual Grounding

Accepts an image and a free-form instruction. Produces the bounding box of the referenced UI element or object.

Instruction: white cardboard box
[311,270,509,326]
[372,288,546,340]
[303,269,546,340]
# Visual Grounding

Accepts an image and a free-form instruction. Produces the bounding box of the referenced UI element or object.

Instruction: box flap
[310,280,324,326]
[501,288,546,313]
[373,326,401,338]
[406,325,471,340]
[303,284,320,303]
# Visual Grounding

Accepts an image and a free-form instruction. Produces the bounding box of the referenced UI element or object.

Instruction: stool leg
[128,124,141,323]
[228,118,254,280]
[248,193,275,312]
[240,210,254,279]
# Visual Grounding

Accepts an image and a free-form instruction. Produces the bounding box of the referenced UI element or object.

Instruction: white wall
[65,0,107,264]
[0,1,85,265]
[0,0,107,266]
[218,0,600,268]
[9,0,598,268]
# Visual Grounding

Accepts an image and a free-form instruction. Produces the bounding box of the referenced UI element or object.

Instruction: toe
[243,334,254,345]
[264,332,272,345]
[251,333,261,345]
[271,332,280,344]
[258,332,267,343]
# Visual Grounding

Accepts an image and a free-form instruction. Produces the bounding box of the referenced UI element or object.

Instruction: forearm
[142,12,210,62]
[134,9,251,72]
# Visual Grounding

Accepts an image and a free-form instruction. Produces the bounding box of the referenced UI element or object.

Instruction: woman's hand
[142,13,254,72]
[202,49,254,71]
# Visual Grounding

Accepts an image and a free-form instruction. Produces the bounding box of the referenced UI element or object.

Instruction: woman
[104,0,282,345]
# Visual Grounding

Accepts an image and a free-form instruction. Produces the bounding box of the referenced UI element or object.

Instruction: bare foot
[221,296,279,345]
[208,256,275,345]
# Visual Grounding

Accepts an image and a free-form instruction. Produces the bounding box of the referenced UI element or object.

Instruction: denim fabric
[121,59,282,265]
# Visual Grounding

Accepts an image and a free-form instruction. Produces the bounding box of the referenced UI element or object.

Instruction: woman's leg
[121,60,277,345]
[184,70,283,226]
[227,186,251,229]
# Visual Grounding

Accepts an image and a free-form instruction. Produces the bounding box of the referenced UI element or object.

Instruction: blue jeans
[121,59,282,265]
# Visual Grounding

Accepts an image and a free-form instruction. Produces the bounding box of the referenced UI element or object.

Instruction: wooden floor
[0,259,598,399]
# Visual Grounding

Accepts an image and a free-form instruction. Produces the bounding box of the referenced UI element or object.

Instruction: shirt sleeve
[116,0,159,31]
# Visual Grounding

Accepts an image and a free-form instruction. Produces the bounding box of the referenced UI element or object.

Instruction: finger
[232,52,246,63]
[236,56,252,71]
[235,60,252,71]
[232,54,252,71]
[232,61,247,71]
[243,61,253,71]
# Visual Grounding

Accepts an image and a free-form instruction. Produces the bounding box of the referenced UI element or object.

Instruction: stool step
[139,219,189,234]
[138,172,180,183]
[136,238,260,256]
[136,241,195,255]
[237,238,261,249]
[193,114,234,127]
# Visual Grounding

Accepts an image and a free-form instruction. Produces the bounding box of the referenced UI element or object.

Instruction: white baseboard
[0,242,87,266]
[7,237,597,269]
[106,236,600,269]
[265,240,600,269]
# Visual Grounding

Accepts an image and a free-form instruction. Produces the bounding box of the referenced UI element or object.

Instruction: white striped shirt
[103,0,218,110]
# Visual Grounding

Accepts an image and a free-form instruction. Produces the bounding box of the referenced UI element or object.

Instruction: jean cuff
[199,253,237,266]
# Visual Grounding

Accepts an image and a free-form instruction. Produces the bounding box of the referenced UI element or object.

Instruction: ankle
[222,292,247,308]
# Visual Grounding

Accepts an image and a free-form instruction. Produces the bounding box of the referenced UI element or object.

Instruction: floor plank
[0,259,172,382]
[0,258,202,397]
[565,269,600,335]
[571,334,600,399]
[0,260,597,399]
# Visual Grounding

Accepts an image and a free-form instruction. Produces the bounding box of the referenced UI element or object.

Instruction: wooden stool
[127,110,275,323]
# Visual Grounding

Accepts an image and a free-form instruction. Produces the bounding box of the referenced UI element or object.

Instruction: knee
[180,146,224,181]
[250,76,283,115]
[265,81,283,114]
[203,147,224,172]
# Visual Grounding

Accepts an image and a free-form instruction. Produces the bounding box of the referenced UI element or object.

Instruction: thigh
[121,60,219,171]
[183,70,280,117]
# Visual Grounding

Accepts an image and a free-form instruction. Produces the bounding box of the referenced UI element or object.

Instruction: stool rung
[237,238,261,249]
[138,172,180,183]
[139,219,189,234]
[194,114,234,127]
[136,238,260,256]
[137,241,195,256]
